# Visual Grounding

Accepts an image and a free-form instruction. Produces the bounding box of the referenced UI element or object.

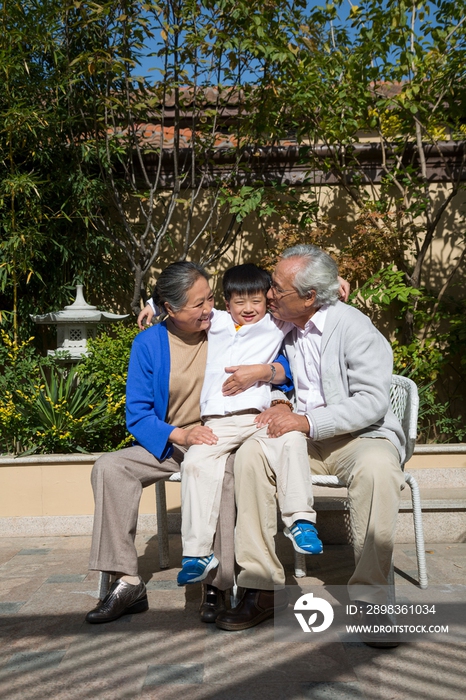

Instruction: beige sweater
[166,318,208,429]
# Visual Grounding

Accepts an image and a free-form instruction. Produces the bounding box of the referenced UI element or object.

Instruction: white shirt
[201,309,293,417]
[294,306,328,434]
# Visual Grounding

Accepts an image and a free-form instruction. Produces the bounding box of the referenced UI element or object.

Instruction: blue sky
[133,1,440,80]
[133,1,354,79]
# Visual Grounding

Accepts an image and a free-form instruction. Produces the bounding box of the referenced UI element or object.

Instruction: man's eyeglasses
[269,282,299,299]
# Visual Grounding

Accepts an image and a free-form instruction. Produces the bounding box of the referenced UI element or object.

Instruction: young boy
[177,264,322,586]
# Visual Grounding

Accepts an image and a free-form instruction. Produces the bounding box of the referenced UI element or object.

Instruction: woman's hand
[169,425,218,447]
[137,304,155,330]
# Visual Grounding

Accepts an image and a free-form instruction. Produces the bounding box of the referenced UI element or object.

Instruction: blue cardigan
[126,322,174,461]
[126,321,292,461]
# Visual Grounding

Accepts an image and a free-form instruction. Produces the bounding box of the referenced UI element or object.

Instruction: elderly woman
[85,261,273,625]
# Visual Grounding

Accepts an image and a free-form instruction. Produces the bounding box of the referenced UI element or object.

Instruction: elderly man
[216,244,406,647]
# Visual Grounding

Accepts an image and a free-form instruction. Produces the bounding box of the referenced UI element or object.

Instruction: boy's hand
[338,276,350,302]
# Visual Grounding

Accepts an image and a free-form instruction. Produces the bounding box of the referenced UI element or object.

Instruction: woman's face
[165,276,215,333]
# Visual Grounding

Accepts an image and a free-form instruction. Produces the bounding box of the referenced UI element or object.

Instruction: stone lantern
[30,285,129,360]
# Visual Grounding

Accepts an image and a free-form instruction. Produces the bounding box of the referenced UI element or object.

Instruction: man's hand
[256,406,310,437]
[137,304,155,330]
[254,404,291,426]
[169,425,218,447]
[338,276,350,302]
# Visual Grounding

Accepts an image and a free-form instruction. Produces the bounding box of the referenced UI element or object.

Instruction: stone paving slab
[0,535,464,700]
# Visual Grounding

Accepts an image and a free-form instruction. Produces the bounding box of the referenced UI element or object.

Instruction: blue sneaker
[284,520,323,555]
[177,554,219,586]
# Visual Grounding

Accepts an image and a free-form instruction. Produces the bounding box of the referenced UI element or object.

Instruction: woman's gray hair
[152,261,209,313]
[281,244,340,307]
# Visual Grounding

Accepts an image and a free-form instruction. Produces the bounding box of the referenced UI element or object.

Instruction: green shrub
[77,324,140,451]
[351,266,465,443]
[0,329,49,453]
[0,324,140,455]
[14,366,109,454]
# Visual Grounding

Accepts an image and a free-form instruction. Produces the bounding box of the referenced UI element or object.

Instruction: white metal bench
[293,375,427,588]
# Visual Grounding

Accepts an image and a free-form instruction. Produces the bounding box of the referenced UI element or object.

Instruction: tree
[66,0,308,314]
[1,1,465,439]
[247,0,466,294]
[0,0,126,344]
[247,0,466,439]
[1,0,312,326]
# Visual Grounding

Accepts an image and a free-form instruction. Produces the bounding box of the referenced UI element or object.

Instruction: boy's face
[225,291,268,326]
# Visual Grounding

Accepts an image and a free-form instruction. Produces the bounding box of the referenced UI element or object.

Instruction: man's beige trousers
[234,435,405,603]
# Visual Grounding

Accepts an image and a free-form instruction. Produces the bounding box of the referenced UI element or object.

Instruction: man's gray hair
[281,244,340,307]
[153,261,209,313]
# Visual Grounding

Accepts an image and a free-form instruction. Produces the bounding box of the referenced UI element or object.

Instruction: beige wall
[145,183,466,304]
[1,449,465,519]
[0,454,180,518]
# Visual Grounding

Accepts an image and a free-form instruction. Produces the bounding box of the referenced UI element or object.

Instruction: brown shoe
[199,584,226,623]
[355,601,400,649]
[215,588,289,631]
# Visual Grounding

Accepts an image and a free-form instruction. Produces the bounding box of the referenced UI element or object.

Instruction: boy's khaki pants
[181,412,316,556]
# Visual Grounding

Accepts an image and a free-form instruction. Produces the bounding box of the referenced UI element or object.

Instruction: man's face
[267,257,315,328]
[226,291,268,326]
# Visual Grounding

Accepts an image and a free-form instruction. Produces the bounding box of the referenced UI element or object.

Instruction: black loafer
[199,584,226,623]
[86,578,148,624]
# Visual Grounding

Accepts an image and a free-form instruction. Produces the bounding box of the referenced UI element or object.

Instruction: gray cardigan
[282,301,405,463]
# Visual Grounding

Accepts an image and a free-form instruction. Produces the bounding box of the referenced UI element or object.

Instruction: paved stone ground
[0,534,465,700]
